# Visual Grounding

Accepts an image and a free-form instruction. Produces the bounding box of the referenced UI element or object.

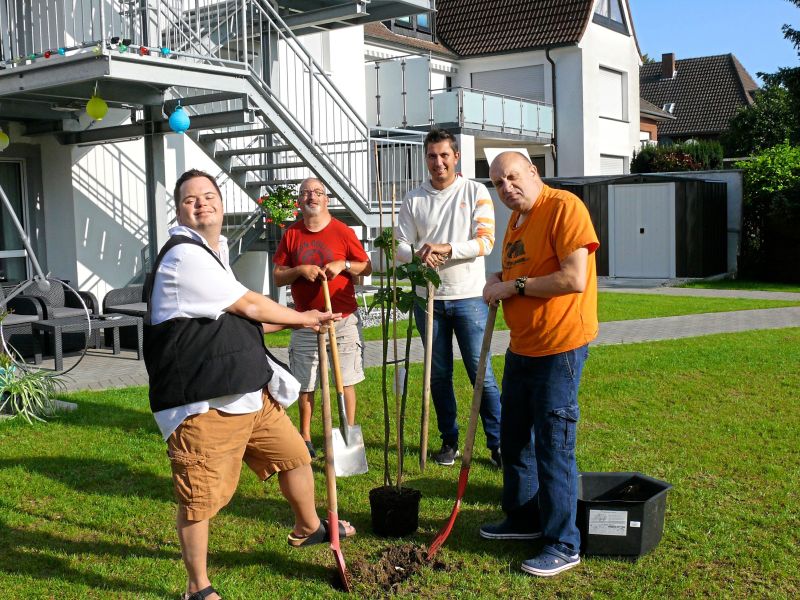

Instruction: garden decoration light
[256,185,298,228]
[168,104,190,134]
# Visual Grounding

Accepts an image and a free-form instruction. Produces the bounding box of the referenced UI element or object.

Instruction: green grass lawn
[1,328,799,598]
[264,292,800,347]
[678,278,800,293]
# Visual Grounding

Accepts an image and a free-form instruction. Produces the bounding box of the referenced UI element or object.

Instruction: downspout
[545,48,558,177]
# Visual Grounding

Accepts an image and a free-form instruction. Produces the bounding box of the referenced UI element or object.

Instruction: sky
[628,0,799,82]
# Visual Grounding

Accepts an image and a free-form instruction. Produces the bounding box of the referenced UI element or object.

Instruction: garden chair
[0,284,43,363]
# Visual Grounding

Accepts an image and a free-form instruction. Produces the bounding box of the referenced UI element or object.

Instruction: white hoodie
[396,176,495,299]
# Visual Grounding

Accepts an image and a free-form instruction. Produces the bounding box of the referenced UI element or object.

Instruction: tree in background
[722,84,796,156]
[724,0,800,156]
[735,143,800,281]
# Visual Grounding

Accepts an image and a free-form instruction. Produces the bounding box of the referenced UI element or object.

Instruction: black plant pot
[369,485,422,538]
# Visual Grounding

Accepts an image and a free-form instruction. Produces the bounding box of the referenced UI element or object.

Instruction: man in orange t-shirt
[481,152,599,578]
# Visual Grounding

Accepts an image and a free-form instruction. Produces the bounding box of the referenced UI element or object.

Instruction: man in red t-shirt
[273,177,372,457]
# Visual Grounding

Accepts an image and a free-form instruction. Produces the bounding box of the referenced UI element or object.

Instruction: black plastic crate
[577,472,672,559]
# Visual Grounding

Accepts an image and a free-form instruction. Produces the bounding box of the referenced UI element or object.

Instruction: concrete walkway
[53,286,800,392]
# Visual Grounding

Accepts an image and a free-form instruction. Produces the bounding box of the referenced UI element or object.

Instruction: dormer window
[416,12,430,33]
[593,0,629,34]
[388,13,434,40]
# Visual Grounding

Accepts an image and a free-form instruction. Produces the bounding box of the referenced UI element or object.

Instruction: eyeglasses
[298,189,326,198]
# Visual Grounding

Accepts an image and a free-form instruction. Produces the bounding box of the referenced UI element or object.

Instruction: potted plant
[256,184,299,228]
[368,229,440,537]
[0,312,64,423]
[256,184,300,252]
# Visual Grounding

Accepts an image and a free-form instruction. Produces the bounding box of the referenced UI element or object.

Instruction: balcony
[430,87,553,139]
[366,56,553,142]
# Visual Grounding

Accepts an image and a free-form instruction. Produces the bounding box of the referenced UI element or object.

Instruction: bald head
[489,151,543,214]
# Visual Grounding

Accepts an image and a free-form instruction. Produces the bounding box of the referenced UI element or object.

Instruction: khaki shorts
[289,312,365,392]
[167,390,311,521]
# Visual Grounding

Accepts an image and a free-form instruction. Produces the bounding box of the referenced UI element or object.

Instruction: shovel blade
[332,426,369,477]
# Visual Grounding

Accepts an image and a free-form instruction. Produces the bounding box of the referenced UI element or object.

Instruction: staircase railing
[1,1,371,209]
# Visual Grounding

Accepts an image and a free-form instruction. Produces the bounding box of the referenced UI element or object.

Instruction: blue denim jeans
[414,297,501,450]
[500,345,588,555]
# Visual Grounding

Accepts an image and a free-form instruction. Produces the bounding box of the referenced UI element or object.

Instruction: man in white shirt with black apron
[144,169,355,600]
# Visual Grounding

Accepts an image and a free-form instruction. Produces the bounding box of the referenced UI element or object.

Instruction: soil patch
[350,543,455,593]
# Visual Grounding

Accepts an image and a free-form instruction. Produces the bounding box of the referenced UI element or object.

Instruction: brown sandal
[287,519,352,548]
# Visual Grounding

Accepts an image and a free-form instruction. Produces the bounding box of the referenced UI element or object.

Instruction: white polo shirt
[150,226,263,440]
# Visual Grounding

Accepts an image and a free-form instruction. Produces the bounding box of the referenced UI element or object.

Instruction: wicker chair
[102,285,146,318]
[102,285,146,349]
[0,284,44,363]
[22,280,100,353]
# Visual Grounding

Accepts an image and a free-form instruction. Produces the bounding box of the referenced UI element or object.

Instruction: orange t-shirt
[501,185,600,357]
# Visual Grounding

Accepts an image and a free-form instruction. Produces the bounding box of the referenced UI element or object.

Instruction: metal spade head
[332,424,369,477]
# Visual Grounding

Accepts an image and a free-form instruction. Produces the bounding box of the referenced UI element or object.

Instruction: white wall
[577,13,641,176]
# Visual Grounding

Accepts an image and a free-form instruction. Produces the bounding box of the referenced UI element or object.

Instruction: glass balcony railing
[431,87,554,138]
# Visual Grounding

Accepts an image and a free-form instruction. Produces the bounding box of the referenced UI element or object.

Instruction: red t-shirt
[273,218,369,315]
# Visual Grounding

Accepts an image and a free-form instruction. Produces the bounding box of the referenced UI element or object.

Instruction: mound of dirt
[350,543,453,592]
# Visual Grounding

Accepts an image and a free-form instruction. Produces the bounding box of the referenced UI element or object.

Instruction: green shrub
[631,140,724,173]
[735,142,800,280]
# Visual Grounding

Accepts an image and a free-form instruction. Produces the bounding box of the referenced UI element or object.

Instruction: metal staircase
[0,0,428,268]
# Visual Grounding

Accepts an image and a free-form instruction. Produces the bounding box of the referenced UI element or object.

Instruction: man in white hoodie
[396,128,501,467]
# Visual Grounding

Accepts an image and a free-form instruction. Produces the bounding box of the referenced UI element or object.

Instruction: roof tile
[436,0,595,56]
[640,54,759,137]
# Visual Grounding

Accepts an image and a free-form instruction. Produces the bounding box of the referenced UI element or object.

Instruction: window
[390,13,434,38]
[593,0,628,34]
[662,102,675,114]
[600,154,627,175]
[0,161,29,283]
[598,67,627,120]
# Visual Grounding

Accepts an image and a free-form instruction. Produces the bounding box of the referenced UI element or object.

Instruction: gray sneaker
[480,518,542,540]
[521,547,580,577]
[433,444,460,466]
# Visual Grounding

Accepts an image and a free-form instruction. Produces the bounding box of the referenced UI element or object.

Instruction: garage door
[609,183,675,278]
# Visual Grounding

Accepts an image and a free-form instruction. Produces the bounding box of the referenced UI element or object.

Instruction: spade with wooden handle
[427,303,498,559]
[321,279,368,476]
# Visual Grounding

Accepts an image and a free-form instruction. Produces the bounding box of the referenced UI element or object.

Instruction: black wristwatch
[515,276,528,296]
[344,259,352,272]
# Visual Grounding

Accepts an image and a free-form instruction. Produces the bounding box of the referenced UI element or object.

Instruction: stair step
[246,179,306,187]
[231,161,307,173]
[216,145,294,158]
[199,127,277,142]
[165,93,247,111]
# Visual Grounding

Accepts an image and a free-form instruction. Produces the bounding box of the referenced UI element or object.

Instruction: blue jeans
[500,345,588,555]
[414,297,501,450]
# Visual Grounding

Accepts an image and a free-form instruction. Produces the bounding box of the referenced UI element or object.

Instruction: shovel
[428,303,498,559]
[321,279,369,476]
[318,326,353,592]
